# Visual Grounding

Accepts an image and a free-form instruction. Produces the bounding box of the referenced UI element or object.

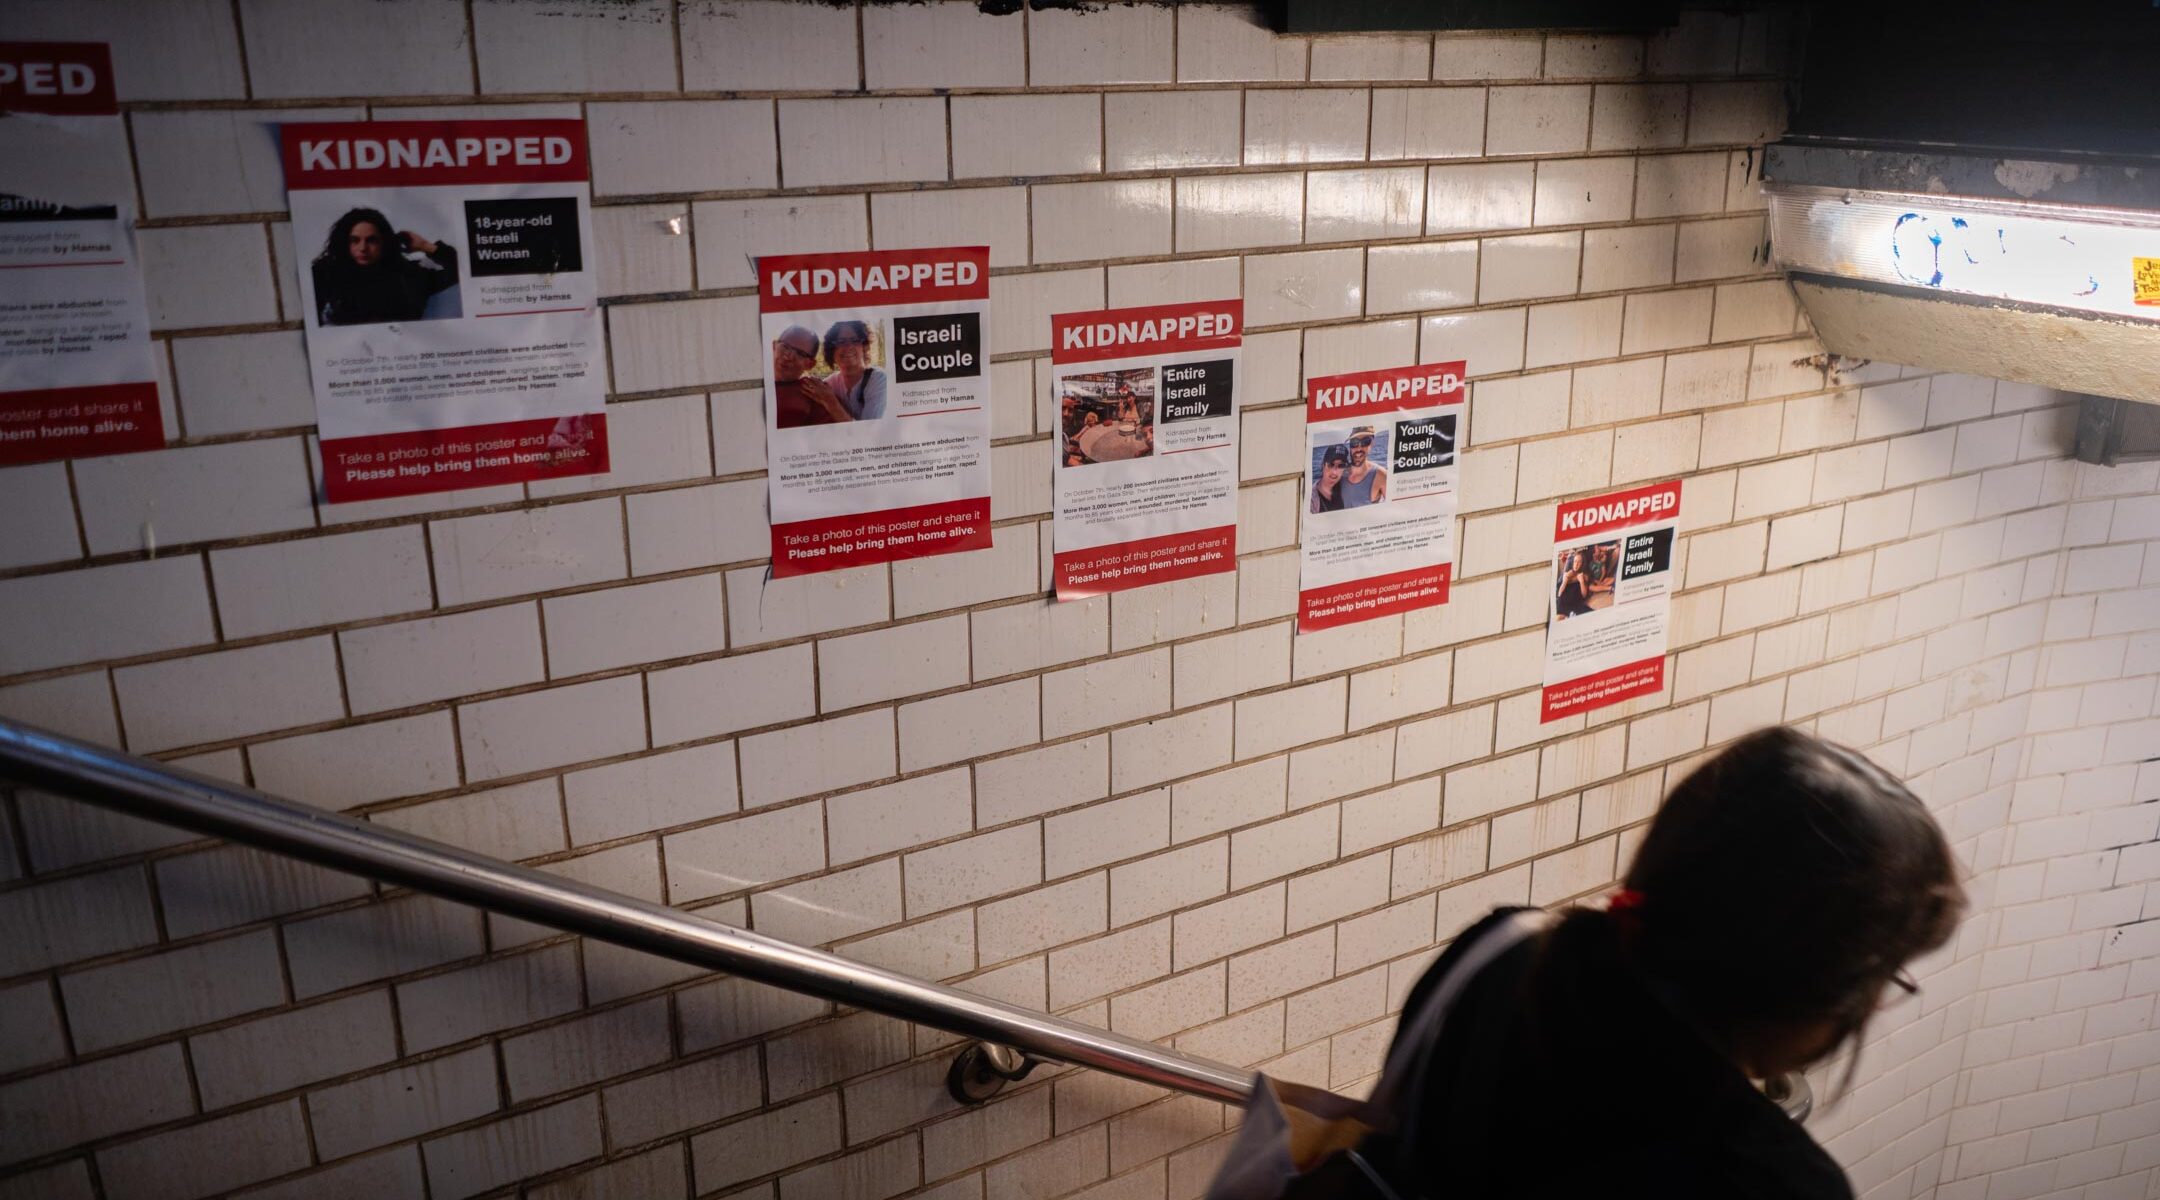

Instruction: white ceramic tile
[1243,248,1364,328]
[1179,5,1307,82]
[1590,84,1688,151]
[1485,85,1592,156]
[473,0,676,94]
[953,95,1102,180]
[589,101,777,195]
[1176,173,1305,254]
[1031,180,1173,265]
[1368,88,1486,160]
[1532,157,1637,226]
[1425,162,1534,234]
[1305,167,1425,243]
[778,99,948,188]
[864,3,1026,89]
[679,1,859,91]
[1105,91,1243,173]
[1431,35,1543,80]
[1244,89,1370,165]
[692,195,868,289]
[1479,231,1581,304]
[1310,35,1432,81]
[239,0,472,99]
[1367,241,1478,315]
[870,187,1028,269]
[1030,4,1174,85]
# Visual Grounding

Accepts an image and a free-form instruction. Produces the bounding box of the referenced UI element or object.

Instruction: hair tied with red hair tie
[1606,889,1647,919]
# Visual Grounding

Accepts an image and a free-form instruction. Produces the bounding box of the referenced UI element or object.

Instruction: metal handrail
[0,718,1251,1106]
[0,717,1813,1125]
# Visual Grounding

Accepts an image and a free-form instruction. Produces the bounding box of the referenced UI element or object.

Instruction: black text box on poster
[1160,358,1234,423]
[1621,527,1674,579]
[1394,414,1456,474]
[892,312,981,384]
[464,197,583,277]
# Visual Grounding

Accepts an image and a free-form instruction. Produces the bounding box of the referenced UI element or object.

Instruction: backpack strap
[1371,909,1551,1189]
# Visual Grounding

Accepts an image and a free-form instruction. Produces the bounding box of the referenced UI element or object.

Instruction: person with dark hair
[1357,727,1963,1199]
[1310,445,1350,513]
[1554,548,1596,618]
[823,319,886,420]
[311,207,458,326]
[772,324,847,429]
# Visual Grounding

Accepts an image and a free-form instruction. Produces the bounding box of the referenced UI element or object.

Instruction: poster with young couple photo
[1297,361,1463,632]
[281,118,607,503]
[758,246,993,577]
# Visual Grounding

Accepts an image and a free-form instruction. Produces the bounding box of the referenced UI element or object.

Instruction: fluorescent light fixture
[1768,185,2160,323]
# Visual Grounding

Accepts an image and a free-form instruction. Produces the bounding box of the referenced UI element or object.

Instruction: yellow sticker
[2136,257,2160,306]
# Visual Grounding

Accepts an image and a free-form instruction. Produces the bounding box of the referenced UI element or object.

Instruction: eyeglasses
[1889,970,1920,997]
[1348,437,1374,446]
[774,340,817,362]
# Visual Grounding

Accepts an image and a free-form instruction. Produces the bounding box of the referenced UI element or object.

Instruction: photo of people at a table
[772,318,889,429]
[1060,368,1155,465]
[1553,539,1621,619]
[1309,425,1389,513]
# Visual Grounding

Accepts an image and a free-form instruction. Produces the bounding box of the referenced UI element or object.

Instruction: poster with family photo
[1297,362,1464,632]
[1541,479,1682,721]
[0,40,166,466]
[280,118,606,502]
[1050,300,1242,598]
[1059,367,1155,465]
[758,247,992,576]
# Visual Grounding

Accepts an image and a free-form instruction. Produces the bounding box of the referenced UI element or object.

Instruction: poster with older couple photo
[771,318,889,429]
[1297,362,1464,631]
[1541,479,1682,722]
[281,118,607,503]
[759,246,992,577]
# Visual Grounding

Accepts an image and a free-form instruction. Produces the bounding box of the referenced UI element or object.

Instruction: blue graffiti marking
[2075,275,2100,296]
[1891,212,1945,287]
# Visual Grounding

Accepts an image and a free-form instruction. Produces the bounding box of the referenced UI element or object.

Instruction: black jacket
[1378,907,1853,1200]
[313,243,459,326]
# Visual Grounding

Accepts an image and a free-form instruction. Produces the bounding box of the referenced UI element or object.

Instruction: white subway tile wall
[0,5,2153,1200]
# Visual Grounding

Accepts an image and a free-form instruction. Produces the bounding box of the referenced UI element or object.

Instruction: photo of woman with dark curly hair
[310,206,460,326]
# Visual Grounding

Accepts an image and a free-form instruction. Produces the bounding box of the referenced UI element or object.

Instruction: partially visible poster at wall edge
[757,246,993,577]
[1049,299,1242,599]
[281,118,607,502]
[1541,478,1683,722]
[0,40,166,467]
[1297,360,1463,632]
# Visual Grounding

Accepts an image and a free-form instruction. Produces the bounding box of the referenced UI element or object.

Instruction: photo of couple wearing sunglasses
[1309,425,1390,514]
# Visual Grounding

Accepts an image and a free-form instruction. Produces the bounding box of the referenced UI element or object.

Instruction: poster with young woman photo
[1297,362,1463,632]
[281,118,606,503]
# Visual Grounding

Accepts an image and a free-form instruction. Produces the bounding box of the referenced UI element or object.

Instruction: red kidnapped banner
[1055,525,1237,598]
[1053,300,1243,365]
[320,414,609,503]
[0,42,117,116]
[1541,657,1665,722]
[0,382,162,465]
[281,120,590,190]
[771,497,992,576]
[1554,478,1682,542]
[1306,362,1463,423]
[759,247,990,314]
[1299,563,1452,632]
